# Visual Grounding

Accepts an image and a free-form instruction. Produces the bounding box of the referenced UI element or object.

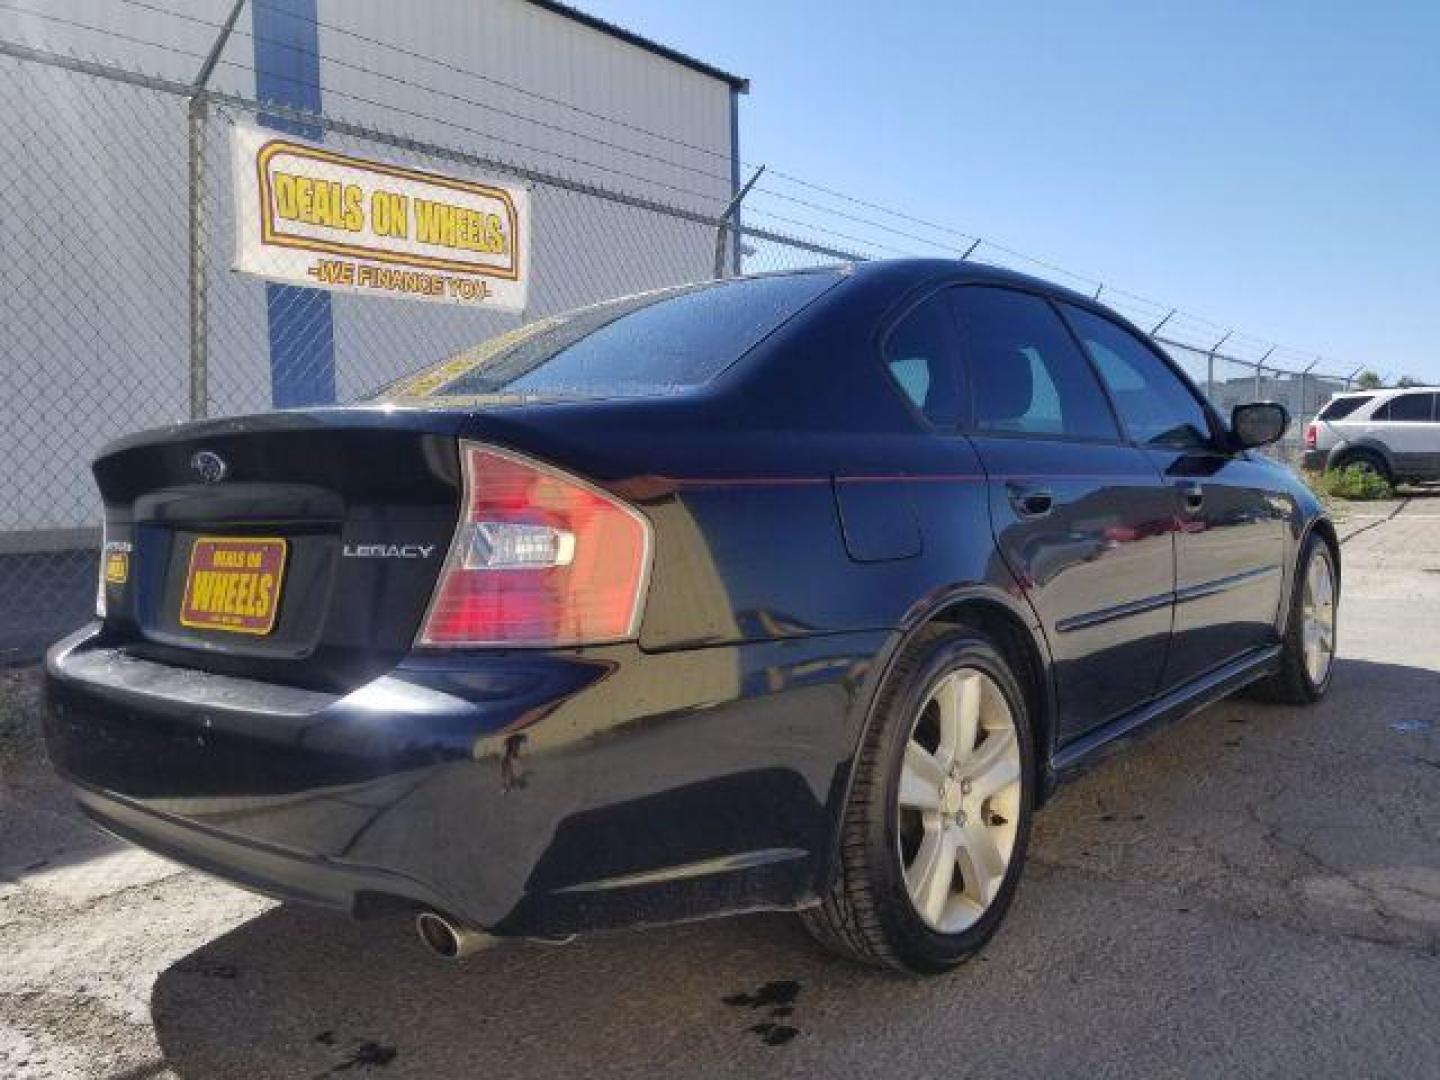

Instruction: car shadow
[147,657,1440,1079]
[152,904,855,1077]
[1,687,132,883]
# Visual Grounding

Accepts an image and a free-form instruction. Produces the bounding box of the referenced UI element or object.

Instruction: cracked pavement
[1,493,1437,1078]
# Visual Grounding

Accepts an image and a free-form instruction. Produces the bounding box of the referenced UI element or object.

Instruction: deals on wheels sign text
[231,124,529,310]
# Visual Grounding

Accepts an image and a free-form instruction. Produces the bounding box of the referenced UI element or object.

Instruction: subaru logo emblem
[191,450,228,484]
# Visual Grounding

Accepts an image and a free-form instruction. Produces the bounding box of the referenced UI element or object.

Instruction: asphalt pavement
[1,494,1436,1079]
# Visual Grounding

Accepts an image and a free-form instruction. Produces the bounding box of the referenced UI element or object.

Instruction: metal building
[0,0,747,657]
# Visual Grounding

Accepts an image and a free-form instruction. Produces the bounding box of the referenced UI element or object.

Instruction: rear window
[1317,394,1372,420]
[376,272,841,400]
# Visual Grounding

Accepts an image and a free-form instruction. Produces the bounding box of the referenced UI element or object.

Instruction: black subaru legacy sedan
[45,259,1339,974]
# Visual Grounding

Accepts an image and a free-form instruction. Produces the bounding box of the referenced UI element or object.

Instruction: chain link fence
[0,39,1359,662]
[0,39,850,661]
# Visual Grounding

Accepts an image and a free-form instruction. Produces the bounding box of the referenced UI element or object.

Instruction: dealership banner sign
[231,124,529,310]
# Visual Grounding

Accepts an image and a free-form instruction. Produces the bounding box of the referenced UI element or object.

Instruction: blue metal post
[252,0,335,407]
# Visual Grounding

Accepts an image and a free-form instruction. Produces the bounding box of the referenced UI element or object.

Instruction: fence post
[1255,346,1274,403]
[1205,330,1232,407]
[1298,360,1317,419]
[186,0,247,421]
[712,165,764,278]
[186,101,208,421]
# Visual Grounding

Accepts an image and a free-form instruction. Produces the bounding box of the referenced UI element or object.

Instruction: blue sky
[583,0,1440,381]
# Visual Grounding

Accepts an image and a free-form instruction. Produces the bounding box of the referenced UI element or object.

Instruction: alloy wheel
[896,667,1022,933]
[1302,548,1337,685]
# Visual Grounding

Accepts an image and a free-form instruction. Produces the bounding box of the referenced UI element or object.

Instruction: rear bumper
[72,780,452,915]
[44,625,885,935]
[1301,449,1327,472]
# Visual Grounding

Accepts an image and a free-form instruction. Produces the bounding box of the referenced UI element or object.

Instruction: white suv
[1304,387,1440,483]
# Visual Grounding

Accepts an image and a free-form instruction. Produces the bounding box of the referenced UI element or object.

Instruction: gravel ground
[1,494,1437,1079]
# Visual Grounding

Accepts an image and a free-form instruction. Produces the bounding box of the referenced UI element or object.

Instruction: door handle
[1007,483,1054,518]
[1178,482,1204,513]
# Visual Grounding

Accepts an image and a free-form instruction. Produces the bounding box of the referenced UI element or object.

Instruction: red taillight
[418,443,651,647]
[1305,422,1317,449]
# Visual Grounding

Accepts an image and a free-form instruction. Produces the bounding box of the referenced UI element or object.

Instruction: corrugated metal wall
[0,0,737,536]
[309,0,736,406]
[319,0,732,211]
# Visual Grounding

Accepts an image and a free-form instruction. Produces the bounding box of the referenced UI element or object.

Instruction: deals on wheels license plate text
[180,537,288,635]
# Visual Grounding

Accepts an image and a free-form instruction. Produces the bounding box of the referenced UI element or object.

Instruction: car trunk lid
[92,408,466,690]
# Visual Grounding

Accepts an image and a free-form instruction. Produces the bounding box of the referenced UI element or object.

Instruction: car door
[1367,392,1439,479]
[1417,393,1440,479]
[1058,303,1289,690]
[951,286,1176,743]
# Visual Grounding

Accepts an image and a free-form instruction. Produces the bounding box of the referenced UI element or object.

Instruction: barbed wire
[0,0,1355,374]
[0,23,1364,668]
[103,0,997,261]
[0,3,744,212]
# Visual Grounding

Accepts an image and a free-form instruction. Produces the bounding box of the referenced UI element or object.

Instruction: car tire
[801,625,1034,974]
[1248,533,1338,704]
[1334,449,1391,484]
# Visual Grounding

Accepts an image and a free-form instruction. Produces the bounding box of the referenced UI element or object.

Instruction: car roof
[1332,386,1440,398]
[841,257,1100,306]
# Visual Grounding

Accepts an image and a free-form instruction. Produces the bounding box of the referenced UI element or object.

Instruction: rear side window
[1373,393,1436,421]
[1060,304,1213,449]
[1317,394,1373,421]
[951,287,1119,441]
[882,291,965,426]
[377,271,841,400]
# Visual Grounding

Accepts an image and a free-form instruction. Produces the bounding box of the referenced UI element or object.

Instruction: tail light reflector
[418,443,651,647]
[95,517,108,618]
[1304,422,1317,449]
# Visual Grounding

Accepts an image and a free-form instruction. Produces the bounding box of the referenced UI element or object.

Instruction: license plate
[179,537,288,635]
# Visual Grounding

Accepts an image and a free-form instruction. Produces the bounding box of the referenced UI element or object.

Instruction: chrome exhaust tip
[415,911,495,960]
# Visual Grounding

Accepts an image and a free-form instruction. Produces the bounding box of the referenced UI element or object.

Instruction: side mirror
[1230,402,1289,449]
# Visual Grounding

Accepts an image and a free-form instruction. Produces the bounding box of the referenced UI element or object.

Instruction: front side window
[881,291,964,426]
[1060,304,1213,449]
[375,271,841,400]
[1374,392,1436,422]
[951,288,1119,441]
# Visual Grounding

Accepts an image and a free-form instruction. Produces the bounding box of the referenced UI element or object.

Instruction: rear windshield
[376,271,841,401]
[1317,394,1372,420]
